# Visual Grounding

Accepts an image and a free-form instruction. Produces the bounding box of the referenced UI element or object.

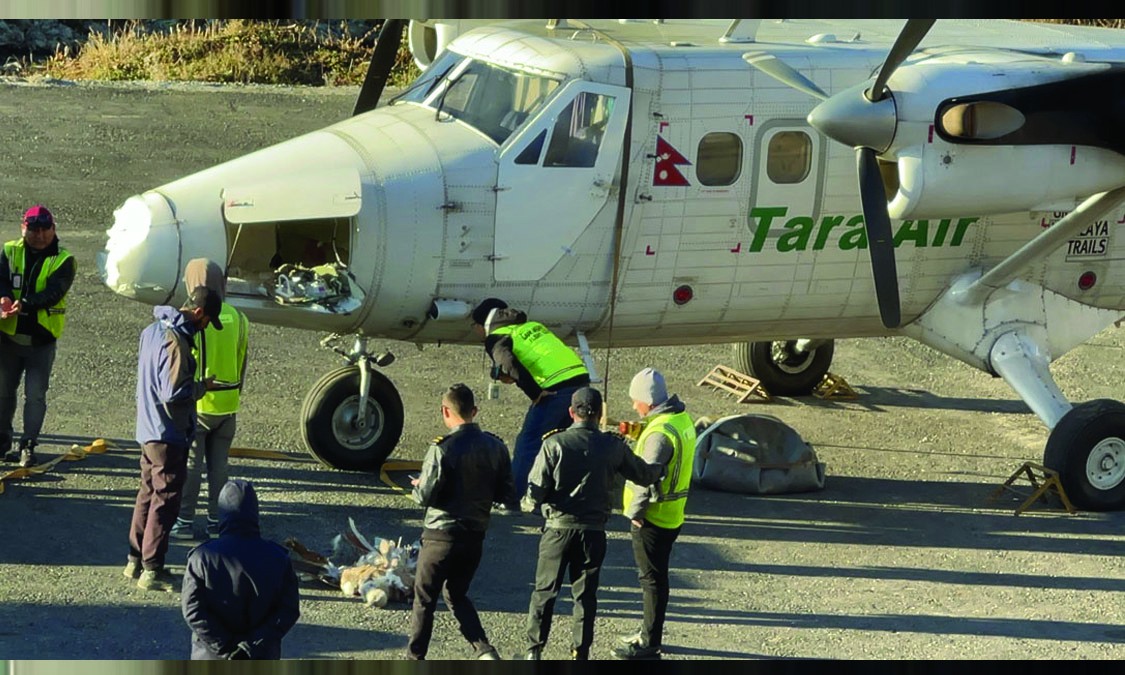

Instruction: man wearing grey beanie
[614,367,696,660]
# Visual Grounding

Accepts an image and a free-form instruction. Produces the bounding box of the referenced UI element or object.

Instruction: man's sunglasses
[23,215,54,230]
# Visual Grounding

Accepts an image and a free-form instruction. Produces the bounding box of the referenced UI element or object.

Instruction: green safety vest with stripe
[195,301,249,415]
[0,238,72,339]
[623,409,697,528]
[490,321,587,389]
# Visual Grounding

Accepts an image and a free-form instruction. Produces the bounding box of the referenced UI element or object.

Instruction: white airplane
[98,19,1125,510]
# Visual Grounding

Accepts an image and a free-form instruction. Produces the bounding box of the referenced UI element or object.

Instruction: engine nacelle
[407,20,475,70]
[887,141,1125,219]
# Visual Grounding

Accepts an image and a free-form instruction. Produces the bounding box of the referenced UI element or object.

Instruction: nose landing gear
[301,335,403,472]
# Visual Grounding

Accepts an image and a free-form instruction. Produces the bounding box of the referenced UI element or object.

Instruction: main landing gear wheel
[732,339,835,396]
[301,365,404,472]
[1044,399,1125,511]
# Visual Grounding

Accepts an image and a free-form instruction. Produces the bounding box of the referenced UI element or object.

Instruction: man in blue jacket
[125,286,223,592]
[182,479,301,659]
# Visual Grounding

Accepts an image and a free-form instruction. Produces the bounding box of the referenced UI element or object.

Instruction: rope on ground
[379,459,422,494]
[228,447,312,462]
[0,438,114,494]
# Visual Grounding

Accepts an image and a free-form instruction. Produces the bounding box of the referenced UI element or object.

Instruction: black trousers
[406,530,491,660]
[630,520,681,648]
[526,527,606,655]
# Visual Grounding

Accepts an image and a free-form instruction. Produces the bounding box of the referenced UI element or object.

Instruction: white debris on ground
[284,517,418,609]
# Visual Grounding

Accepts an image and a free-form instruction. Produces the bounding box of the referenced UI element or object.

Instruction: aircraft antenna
[569,20,635,407]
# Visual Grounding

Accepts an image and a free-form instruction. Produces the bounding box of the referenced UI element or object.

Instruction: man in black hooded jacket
[181,479,300,660]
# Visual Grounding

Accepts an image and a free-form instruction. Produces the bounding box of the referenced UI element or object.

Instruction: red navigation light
[673,285,693,305]
[1078,271,1097,291]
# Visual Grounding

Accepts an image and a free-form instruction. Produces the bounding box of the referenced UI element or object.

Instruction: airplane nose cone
[98,191,181,305]
[808,80,898,153]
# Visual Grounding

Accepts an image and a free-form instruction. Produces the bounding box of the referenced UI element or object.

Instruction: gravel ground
[0,78,1123,661]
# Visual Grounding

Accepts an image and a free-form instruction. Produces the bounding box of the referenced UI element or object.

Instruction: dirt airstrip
[0,79,1122,660]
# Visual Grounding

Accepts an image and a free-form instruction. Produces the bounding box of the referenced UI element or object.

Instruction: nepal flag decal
[653,135,691,186]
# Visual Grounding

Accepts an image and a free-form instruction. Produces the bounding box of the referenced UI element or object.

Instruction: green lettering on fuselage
[745,208,978,253]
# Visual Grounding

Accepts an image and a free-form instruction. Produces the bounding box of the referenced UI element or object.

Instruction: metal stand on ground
[988,461,1077,515]
[696,364,771,403]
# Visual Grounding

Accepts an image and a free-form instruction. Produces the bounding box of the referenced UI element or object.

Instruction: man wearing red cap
[0,205,75,468]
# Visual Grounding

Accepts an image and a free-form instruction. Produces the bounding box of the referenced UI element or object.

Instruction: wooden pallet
[696,364,771,403]
[813,372,859,400]
[987,461,1077,515]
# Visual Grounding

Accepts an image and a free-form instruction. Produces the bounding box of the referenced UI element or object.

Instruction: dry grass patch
[45,20,418,86]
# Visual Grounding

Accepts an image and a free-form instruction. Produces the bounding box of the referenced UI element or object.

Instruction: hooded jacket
[135,305,207,447]
[181,480,300,660]
[623,394,689,520]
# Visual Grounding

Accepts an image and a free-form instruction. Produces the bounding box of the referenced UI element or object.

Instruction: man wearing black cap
[0,205,76,468]
[125,285,224,592]
[521,387,663,660]
[469,298,591,507]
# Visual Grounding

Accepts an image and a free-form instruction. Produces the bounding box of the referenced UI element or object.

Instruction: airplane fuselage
[100,19,1125,350]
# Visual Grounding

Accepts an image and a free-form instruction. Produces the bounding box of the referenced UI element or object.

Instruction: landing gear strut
[301,335,403,472]
[732,339,834,396]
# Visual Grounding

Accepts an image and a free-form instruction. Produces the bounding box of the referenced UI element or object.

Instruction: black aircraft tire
[300,365,404,472]
[1043,399,1125,511]
[733,340,835,397]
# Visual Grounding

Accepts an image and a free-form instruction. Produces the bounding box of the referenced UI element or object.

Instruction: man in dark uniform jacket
[406,383,516,660]
[521,387,663,660]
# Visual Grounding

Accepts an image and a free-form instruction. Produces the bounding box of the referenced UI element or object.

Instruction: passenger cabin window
[543,92,614,168]
[766,131,812,184]
[424,59,559,145]
[697,132,742,186]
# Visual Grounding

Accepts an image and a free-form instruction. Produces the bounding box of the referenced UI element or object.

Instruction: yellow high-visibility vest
[196,302,249,415]
[623,409,696,528]
[490,321,587,389]
[1,238,72,339]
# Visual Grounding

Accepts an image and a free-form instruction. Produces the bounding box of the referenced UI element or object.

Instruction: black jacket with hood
[181,479,300,660]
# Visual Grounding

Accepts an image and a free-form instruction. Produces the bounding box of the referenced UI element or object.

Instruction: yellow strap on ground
[228,447,311,462]
[380,459,422,493]
[0,438,116,494]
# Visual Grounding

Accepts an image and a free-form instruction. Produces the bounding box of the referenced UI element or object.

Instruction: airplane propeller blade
[856,147,901,328]
[867,19,935,101]
[742,52,828,101]
[353,19,406,116]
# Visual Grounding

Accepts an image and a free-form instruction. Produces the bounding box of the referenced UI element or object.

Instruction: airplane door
[752,122,824,221]
[494,80,631,282]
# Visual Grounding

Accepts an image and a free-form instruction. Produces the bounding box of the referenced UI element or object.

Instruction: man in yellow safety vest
[172,259,250,541]
[0,205,75,468]
[614,367,696,661]
[470,298,590,508]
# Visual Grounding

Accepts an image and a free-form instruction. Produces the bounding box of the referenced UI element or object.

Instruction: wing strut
[959,186,1125,306]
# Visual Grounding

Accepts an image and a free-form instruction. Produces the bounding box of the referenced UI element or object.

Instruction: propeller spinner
[747,20,934,328]
[808,19,935,328]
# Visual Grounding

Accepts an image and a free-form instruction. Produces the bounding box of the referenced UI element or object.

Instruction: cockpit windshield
[406,57,560,145]
[389,49,464,106]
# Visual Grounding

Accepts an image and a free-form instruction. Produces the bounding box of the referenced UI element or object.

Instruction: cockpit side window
[423,59,560,145]
[543,92,613,168]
